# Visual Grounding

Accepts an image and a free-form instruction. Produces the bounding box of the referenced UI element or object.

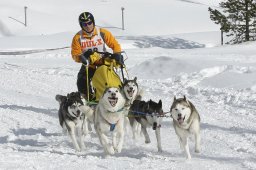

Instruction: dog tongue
[109,99,117,107]
[178,117,184,124]
[128,91,133,97]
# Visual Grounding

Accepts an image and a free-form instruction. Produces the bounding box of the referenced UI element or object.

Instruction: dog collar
[106,108,124,114]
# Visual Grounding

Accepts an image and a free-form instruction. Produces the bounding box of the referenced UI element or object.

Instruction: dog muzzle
[108,97,118,107]
[127,89,134,97]
[177,116,185,124]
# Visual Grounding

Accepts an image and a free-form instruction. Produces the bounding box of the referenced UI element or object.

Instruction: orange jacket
[71,27,121,63]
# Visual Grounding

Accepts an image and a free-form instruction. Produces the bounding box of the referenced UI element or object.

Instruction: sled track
[0,46,69,55]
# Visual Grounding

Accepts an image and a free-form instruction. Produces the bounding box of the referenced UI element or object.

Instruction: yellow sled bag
[91,63,122,101]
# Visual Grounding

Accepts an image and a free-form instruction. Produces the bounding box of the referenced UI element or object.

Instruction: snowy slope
[1,0,256,170]
[1,38,256,170]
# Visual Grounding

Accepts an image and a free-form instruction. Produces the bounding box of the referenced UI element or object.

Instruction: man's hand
[80,50,93,65]
[111,53,124,65]
[83,50,93,59]
[80,55,88,65]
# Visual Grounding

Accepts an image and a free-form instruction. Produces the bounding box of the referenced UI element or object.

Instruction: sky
[0,0,256,170]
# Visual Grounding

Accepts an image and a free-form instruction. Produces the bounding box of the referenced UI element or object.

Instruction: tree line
[209,0,256,44]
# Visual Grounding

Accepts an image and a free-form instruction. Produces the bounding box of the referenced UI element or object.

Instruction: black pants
[77,65,96,100]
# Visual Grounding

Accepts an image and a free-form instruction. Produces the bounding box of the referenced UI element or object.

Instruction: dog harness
[110,122,118,131]
[104,109,124,131]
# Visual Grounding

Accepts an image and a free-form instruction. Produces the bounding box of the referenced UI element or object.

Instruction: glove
[83,50,93,59]
[111,53,124,65]
[80,55,87,65]
[80,50,93,65]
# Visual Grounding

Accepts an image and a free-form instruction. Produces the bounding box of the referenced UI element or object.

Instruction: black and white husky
[55,92,93,152]
[128,99,163,152]
[94,87,126,155]
[170,96,201,159]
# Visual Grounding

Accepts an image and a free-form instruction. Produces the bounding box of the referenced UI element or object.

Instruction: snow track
[1,43,256,169]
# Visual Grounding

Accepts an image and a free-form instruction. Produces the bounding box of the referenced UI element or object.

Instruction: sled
[90,52,126,102]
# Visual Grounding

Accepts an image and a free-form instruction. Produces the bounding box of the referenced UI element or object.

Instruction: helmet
[79,12,95,29]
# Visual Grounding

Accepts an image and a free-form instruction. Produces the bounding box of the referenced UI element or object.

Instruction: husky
[170,96,201,159]
[121,77,142,136]
[55,92,93,152]
[128,99,163,152]
[94,87,126,155]
[122,77,139,105]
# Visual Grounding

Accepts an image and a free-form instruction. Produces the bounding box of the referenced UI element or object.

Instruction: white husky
[170,96,201,159]
[94,87,126,155]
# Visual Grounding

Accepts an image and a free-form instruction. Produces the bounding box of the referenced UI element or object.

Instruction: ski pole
[86,65,89,101]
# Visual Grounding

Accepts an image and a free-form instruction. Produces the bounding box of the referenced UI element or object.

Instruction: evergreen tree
[209,0,256,44]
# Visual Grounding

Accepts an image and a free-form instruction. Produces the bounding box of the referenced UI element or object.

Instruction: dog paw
[186,154,192,160]
[75,148,81,152]
[115,146,122,153]
[158,148,163,153]
[80,145,86,150]
[145,140,151,144]
[107,146,115,155]
[195,148,200,153]
[186,157,191,160]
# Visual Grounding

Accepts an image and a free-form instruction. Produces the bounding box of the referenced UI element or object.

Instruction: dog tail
[55,94,67,104]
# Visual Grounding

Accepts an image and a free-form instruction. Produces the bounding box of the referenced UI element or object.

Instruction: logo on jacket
[81,39,103,49]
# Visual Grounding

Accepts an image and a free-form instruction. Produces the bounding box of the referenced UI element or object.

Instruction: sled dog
[94,87,126,155]
[55,92,92,152]
[122,77,142,135]
[122,77,139,105]
[128,99,163,152]
[170,96,201,159]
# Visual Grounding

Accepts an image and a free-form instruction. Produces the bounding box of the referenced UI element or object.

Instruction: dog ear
[55,95,67,103]
[134,77,137,82]
[173,96,176,101]
[183,95,186,100]
[67,93,71,99]
[158,100,162,107]
[184,95,191,106]
[75,92,81,97]
[124,78,128,83]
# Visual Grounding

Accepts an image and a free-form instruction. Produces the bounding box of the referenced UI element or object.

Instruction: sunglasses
[82,21,93,27]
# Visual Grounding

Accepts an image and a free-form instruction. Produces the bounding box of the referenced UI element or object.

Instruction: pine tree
[209,0,256,44]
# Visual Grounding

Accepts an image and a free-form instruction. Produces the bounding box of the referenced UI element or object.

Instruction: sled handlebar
[95,51,126,66]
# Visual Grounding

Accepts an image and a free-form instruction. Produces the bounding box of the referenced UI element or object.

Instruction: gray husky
[170,96,201,159]
[55,92,92,152]
[122,77,139,105]
[122,77,142,134]
[128,99,163,152]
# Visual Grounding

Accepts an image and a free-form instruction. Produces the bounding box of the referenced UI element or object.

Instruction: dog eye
[175,108,178,111]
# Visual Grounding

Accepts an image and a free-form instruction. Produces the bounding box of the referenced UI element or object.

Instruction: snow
[1,0,256,170]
